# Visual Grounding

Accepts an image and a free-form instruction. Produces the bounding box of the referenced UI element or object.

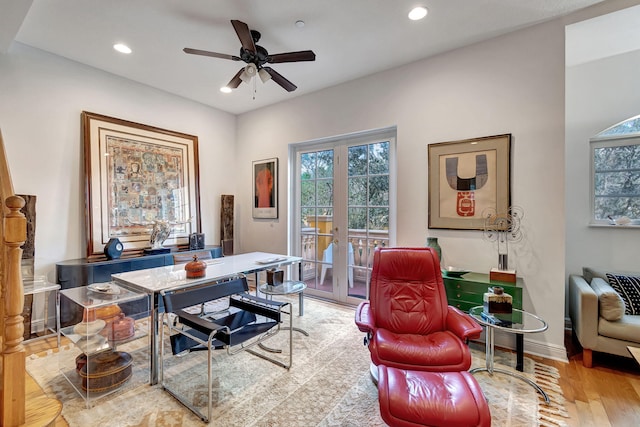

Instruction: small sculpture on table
[266,268,283,287]
[127,217,191,255]
[148,220,172,253]
[482,206,524,283]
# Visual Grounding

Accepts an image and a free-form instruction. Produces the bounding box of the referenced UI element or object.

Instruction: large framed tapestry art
[82,111,201,258]
[428,134,511,230]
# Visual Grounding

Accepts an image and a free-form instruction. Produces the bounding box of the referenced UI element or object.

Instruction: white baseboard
[30,318,45,333]
[522,338,568,363]
[477,331,569,363]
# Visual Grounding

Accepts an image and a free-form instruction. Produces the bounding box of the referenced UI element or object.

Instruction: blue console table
[56,246,223,288]
[55,246,222,325]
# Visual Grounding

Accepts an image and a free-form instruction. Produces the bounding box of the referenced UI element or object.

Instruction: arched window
[590,115,640,226]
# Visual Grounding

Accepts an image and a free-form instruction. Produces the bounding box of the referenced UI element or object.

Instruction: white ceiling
[2,0,604,115]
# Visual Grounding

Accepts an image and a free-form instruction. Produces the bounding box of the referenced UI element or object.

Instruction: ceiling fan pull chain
[253,75,257,100]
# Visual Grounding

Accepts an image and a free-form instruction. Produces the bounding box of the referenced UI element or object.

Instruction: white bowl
[73,319,106,336]
[76,335,108,354]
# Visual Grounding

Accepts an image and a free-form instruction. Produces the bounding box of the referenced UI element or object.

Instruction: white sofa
[568,267,640,367]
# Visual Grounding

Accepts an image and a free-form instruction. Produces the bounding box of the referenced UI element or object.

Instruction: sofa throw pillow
[583,267,608,283]
[590,278,625,321]
[606,273,640,316]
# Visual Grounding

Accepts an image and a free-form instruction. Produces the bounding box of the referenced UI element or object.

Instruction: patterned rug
[27,297,569,426]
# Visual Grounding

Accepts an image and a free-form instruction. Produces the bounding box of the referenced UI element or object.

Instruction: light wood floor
[23,331,640,427]
[530,331,640,427]
[24,336,69,427]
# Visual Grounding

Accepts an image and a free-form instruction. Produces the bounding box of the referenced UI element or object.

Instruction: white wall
[565,48,640,276]
[0,43,237,280]
[235,21,568,359]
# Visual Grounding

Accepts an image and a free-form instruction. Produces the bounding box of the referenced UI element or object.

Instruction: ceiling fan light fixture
[408,6,428,21]
[240,63,257,82]
[258,68,271,83]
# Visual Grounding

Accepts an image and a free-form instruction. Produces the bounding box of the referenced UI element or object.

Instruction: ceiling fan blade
[183,47,240,61]
[226,68,244,89]
[268,50,316,63]
[231,19,256,53]
[262,67,297,92]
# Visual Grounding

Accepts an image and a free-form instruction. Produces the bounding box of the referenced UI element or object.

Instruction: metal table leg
[149,293,160,385]
[516,333,524,371]
[258,288,308,353]
[470,326,550,404]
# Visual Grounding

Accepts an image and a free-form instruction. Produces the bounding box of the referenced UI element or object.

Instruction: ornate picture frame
[82,111,201,258]
[252,157,278,219]
[428,134,511,230]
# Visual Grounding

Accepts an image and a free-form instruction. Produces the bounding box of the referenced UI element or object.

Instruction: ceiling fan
[183,20,316,92]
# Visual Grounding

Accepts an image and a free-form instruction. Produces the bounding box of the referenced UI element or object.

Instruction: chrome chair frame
[159,275,292,422]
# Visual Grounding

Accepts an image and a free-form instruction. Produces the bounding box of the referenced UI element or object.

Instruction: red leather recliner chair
[355,247,482,375]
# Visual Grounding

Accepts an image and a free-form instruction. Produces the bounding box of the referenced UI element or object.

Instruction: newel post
[1,194,26,426]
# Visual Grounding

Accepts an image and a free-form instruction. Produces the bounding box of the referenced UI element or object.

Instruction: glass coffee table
[468,306,550,404]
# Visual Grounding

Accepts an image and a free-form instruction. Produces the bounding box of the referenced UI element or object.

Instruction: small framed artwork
[252,158,278,219]
[82,111,201,258]
[428,134,511,230]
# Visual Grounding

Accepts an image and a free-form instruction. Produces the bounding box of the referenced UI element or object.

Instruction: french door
[290,129,396,305]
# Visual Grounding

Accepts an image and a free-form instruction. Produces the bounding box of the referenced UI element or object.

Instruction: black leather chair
[160,275,291,422]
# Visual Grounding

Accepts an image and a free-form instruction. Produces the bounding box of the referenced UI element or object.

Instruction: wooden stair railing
[0,129,27,426]
[0,130,62,426]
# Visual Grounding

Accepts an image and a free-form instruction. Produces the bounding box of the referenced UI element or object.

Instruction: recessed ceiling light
[408,6,428,21]
[295,20,305,28]
[113,43,132,54]
[220,86,232,93]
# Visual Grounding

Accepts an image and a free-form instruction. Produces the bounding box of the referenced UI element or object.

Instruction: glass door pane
[299,150,335,298]
[346,141,390,300]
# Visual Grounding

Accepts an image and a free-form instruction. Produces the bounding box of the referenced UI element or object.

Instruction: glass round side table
[259,280,307,317]
[468,306,550,404]
[258,281,308,353]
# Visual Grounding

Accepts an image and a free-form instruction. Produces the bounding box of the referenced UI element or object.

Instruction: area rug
[27,297,569,426]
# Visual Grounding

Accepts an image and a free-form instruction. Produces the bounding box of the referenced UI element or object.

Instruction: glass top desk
[112,251,303,384]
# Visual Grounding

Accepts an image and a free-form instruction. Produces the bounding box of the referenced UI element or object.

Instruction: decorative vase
[426,237,442,263]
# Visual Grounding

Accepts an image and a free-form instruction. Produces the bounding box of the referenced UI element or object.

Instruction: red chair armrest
[355,301,374,333]
[446,306,483,340]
